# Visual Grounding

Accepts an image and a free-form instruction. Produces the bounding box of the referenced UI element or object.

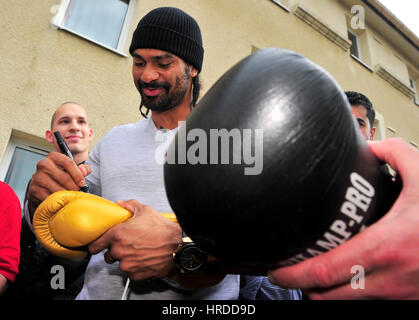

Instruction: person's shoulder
[95,120,142,144]
[0,181,21,214]
[0,181,19,202]
[105,119,148,137]
[90,119,150,152]
[0,180,10,192]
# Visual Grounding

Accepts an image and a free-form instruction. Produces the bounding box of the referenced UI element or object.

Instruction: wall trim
[351,54,374,72]
[293,4,352,51]
[375,64,416,99]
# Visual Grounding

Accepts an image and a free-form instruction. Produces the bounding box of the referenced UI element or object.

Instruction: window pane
[348,31,360,58]
[64,0,129,49]
[411,78,419,104]
[4,147,46,210]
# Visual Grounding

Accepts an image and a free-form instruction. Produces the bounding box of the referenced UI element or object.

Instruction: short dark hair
[345,91,375,128]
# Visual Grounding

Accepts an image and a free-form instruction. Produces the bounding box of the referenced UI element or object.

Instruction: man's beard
[139,67,191,112]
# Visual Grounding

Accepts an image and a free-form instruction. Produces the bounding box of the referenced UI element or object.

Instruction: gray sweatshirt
[76,117,240,300]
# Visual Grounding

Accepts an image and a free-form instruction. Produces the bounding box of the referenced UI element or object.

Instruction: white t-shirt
[76,117,240,300]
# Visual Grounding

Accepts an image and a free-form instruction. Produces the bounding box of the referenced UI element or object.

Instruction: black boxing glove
[164,48,401,269]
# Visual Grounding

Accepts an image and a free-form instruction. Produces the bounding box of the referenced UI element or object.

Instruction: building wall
[370,30,410,84]
[0,0,140,157]
[300,0,349,38]
[1,0,418,165]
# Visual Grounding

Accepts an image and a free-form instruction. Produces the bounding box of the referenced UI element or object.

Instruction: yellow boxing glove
[33,191,134,260]
[34,191,178,260]
[33,191,224,289]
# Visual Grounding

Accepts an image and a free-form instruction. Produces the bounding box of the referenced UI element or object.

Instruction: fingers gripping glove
[33,191,133,260]
[33,191,223,289]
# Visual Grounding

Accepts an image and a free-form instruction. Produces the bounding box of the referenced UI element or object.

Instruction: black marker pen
[54,131,89,193]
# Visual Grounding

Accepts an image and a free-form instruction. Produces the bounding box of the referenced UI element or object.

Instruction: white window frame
[0,137,52,181]
[373,112,386,141]
[410,77,419,105]
[50,0,136,57]
[348,29,361,60]
[271,0,291,12]
[0,135,53,211]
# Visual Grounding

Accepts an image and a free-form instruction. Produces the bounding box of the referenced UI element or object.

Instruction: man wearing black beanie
[74,6,232,300]
[27,6,300,301]
[29,5,236,300]
[27,6,209,300]
[129,6,204,120]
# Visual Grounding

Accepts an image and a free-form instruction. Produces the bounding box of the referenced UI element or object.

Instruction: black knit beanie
[129,7,204,73]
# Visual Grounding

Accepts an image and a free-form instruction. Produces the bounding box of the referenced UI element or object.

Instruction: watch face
[179,244,208,272]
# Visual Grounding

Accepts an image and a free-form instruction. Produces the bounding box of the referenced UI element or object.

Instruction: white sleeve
[23,199,34,233]
[85,142,102,197]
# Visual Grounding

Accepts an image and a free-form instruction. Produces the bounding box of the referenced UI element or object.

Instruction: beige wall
[369,30,411,85]
[0,0,140,157]
[1,0,418,166]
[300,0,349,39]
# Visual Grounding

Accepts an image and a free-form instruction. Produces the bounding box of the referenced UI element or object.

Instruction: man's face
[131,49,196,112]
[351,105,375,140]
[46,103,93,156]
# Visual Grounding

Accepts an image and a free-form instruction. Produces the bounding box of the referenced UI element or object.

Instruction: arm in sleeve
[85,142,102,197]
[0,182,22,283]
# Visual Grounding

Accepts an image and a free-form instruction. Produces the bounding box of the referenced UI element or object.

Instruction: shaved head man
[45,102,93,164]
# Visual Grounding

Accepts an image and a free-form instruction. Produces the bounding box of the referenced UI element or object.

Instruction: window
[347,28,374,72]
[373,112,386,141]
[271,0,291,12]
[51,0,136,55]
[348,30,361,59]
[0,135,52,212]
[410,77,419,105]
